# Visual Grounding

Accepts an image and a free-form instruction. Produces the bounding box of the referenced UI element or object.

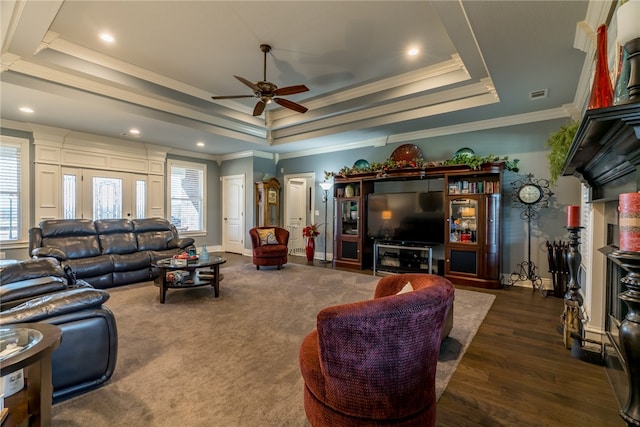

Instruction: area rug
[52,263,495,426]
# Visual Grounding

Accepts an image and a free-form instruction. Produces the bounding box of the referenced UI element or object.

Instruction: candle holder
[562,226,584,349]
[609,250,640,427]
[564,227,584,304]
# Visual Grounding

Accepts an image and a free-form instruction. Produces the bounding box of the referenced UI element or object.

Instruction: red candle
[619,192,640,252]
[566,205,581,228]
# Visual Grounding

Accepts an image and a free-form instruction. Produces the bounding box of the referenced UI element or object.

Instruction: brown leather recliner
[299,274,455,426]
[249,226,289,270]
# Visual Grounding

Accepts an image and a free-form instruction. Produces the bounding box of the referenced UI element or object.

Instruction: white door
[63,168,147,220]
[285,176,310,255]
[222,174,245,254]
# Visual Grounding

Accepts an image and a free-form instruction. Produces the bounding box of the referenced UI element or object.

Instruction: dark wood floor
[224,252,623,426]
[433,283,622,427]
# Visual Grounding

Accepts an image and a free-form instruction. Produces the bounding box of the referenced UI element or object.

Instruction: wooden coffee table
[153,256,226,303]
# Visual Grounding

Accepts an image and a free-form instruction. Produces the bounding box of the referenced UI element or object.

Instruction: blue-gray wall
[1,118,581,283]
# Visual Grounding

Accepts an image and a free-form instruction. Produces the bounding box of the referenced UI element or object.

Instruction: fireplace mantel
[563,103,640,201]
[564,102,640,425]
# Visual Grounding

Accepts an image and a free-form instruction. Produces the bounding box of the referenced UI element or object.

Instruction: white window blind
[168,160,206,233]
[0,137,29,242]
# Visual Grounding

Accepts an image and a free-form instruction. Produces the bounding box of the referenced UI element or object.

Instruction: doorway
[221,174,245,254]
[62,168,147,220]
[284,173,315,256]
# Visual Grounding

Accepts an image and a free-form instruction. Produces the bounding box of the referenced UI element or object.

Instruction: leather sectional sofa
[0,258,118,402]
[29,218,194,289]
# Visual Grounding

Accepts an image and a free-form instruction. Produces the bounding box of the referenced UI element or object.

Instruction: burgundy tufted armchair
[299,274,455,426]
[249,226,289,270]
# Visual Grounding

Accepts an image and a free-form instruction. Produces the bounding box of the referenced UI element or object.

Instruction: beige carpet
[52,263,495,426]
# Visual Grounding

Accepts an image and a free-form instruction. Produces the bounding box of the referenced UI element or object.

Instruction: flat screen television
[366,192,445,244]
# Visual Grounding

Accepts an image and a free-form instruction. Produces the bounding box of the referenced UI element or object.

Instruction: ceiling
[1,1,603,158]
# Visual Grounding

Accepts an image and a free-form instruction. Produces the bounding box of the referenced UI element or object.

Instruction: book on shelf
[198,271,216,280]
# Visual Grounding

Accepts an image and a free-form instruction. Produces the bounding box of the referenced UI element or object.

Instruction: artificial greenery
[324,153,519,179]
[443,154,519,172]
[546,120,579,186]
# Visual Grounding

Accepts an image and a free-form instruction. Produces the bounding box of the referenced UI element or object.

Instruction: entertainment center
[332,162,504,289]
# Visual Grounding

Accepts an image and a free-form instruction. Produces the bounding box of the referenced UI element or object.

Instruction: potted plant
[546,120,579,186]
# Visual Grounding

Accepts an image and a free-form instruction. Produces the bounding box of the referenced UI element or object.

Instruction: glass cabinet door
[449,198,478,244]
[340,199,359,236]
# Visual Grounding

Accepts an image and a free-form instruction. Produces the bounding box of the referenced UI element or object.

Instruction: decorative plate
[390,144,423,162]
[454,147,475,158]
[353,159,370,170]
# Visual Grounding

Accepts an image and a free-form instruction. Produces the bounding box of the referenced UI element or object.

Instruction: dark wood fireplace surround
[563,102,640,426]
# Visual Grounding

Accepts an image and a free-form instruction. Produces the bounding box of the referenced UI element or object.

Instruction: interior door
[222,174,245,254]
[285,177,308,255]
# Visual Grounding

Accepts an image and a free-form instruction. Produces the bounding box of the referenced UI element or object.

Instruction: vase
[587,24,614,110]
[614,45,631,105]
[200,244,209,261]
[345,184,355,198]
[305,237,315,262]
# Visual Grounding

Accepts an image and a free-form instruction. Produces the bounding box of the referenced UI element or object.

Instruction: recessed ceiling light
[99,32,115,43]
[19,106,34,113]
[408,47,419,56]
[196,142,205,147]
[129,128,140,135]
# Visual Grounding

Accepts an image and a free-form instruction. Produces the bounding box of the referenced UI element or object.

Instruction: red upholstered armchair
[249,226,289,270]
[299,274,455,426]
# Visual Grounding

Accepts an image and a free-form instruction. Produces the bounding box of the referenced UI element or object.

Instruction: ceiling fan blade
[234,75,260,92]
[212,94,256,100]
[274,84,309,96]
[253,100,266,116]
[274,98,308,114]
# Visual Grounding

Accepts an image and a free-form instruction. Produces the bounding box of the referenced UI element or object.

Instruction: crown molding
[220,150,273,162]
[278,136,389,160]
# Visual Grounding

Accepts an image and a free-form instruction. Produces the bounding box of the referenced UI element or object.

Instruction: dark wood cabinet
[333,178,373,269]
[332,164,502,285]
[444,165,502,288]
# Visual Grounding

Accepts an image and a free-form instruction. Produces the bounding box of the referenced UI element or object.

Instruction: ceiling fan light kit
[212,44,309,116]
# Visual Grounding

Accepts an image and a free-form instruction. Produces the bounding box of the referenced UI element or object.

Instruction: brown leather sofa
[249,226,289,270]
[29,218,194,289]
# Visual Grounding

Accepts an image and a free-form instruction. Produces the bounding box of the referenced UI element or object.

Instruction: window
[168,159,206,233]
[136,179,146,219]
[0,136,29,243]
[92,176,123,220]
[63,174,77,219]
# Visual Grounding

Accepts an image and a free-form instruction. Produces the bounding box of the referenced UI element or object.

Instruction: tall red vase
[587,24,614,110]
[305,237,315,262]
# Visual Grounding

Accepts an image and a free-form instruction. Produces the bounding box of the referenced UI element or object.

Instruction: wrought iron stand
[508,204,545,295]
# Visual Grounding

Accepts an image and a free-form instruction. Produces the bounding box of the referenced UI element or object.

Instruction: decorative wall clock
[507,173,553,295]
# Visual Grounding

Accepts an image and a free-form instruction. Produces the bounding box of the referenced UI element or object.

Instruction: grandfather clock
[255,177,280,227]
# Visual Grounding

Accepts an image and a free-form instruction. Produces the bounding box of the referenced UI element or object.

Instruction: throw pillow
[397,281,413,294]
[257,228,279,246]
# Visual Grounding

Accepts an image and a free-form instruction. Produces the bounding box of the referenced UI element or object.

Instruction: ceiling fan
[212,44,309,116]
